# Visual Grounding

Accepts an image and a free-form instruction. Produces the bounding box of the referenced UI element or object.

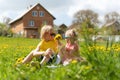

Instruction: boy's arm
[33,42,46,56]
[34,43,41,51]
[33,41,50,56]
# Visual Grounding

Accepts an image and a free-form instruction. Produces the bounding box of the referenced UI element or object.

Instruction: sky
[0,0,120,26]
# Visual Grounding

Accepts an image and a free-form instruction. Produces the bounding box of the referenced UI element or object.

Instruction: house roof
[59,24,67,28]
[104,20,119,27]
[9,3,56,24]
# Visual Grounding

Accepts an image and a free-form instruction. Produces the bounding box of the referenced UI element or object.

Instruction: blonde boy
[22,25,58,65]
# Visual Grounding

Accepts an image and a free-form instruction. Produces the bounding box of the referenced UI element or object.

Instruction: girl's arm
[69,43,79,53]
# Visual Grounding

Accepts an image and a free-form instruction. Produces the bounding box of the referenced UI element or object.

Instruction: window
[32,11,38,16]
[29,20,35,27]
[39,11,44,17]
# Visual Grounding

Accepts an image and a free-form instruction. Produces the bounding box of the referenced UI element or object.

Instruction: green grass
[0,37,120,80]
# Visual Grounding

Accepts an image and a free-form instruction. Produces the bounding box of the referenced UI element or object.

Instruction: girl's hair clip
[63,36,71,39]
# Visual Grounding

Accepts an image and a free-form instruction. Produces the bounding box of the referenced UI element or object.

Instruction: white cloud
[67,0,120,25]
[68,0,120,17]
[0,0,120,26]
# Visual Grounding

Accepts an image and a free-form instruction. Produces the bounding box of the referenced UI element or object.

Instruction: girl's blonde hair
[65,29,77,41]
[40,25,54,39]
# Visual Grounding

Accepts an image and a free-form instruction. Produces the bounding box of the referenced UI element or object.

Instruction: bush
[0,23,13,37]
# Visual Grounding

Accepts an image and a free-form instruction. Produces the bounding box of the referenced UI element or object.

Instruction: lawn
[0,37,120,80]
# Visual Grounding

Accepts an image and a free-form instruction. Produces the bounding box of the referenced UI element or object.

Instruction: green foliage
[0,23,13,37]
[80,25,120,80]
[0,36,120,80]
[80,20,99,47]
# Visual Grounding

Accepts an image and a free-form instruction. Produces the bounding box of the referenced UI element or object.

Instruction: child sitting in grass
[22,25,58,66]
[57,29,83,66]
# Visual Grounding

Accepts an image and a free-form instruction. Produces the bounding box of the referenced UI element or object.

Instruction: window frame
[29,20,35,27]
[32,11,38,17]
[39,11,44,17]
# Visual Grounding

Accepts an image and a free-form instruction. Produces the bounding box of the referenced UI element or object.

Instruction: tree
[72,9,99,25]
[71,9,99,37]
[0,22,13,36]
[2,16,12,27]
[104,11,120,24]
[0,23,7,36]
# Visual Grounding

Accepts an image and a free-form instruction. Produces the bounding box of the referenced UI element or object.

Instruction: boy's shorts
[36,54,57,64]
[48,54,57,64]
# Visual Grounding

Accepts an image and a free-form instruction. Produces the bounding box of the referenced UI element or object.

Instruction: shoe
[47,65,58,68]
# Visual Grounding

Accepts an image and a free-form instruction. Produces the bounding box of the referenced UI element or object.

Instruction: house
[57,24,67,37]
[103,20,120,35]
[9,3,55,38]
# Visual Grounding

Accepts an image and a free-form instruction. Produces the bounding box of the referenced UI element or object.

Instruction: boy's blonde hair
[65,29,77,41]
[40,25,54,39]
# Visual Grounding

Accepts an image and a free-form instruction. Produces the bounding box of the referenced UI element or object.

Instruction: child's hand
[44,48,54,58]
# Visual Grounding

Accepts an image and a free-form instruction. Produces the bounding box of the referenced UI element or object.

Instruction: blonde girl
[58,29,82,65]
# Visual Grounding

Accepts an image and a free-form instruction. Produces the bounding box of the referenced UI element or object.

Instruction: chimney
[27,5,32,9]
[30,5,32,8]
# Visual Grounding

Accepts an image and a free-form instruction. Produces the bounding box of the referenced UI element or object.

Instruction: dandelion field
[0,37,120,80]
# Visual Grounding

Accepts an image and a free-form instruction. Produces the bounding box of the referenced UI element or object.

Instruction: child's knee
[28,50,35,56]
[31,50,35,53]
[46,48,54,54]
[46,48,51,51]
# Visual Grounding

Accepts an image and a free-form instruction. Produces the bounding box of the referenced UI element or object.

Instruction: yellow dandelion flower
[54,34,62,40]
[118,48,120,51]
[15,57,24,66]
[115,49,119,52]
[107,48,110,51]
[84,66,91,70]
[71,60,78,64]
[26,64,30,67]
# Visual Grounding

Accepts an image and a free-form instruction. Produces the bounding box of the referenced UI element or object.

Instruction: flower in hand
[54,34,62,40]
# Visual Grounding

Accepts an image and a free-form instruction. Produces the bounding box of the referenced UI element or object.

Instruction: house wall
[11,20,24,35]
[106,24,120,35]
[23,4,54,28]
[25,29,39,38]
[22,4,54,38]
